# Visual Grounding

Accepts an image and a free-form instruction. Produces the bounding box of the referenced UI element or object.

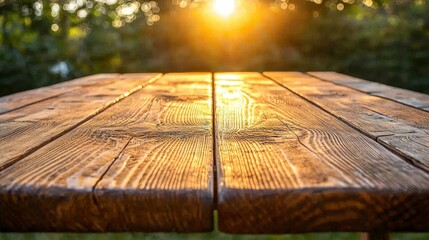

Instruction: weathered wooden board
[0,73,213,232]
[265,72,429,172]
[0,73,160,170]
[0,74,119,114]
[215,72,429,233]
[308,72,429,111]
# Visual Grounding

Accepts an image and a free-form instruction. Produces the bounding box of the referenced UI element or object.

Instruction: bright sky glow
[213,0,236,17]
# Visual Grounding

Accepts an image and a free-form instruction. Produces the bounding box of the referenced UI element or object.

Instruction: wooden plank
[308,72,429,111]
[215,72,429,233]
[265,72,429,172]
[0,73,213,232]
[0,73,161,170]
[0,74,119,114]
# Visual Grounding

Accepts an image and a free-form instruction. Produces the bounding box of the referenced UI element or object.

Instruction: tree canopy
[1,0,428,96]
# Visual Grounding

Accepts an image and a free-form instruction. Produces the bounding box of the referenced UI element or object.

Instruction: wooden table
[1,72,429,239]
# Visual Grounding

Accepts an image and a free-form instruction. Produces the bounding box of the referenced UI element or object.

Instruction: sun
[213,0,236,17]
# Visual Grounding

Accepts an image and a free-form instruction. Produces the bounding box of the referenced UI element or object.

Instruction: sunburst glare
[213,0,236,17]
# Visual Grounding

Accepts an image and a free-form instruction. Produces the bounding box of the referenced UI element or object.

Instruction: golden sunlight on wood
[213,0,236,17]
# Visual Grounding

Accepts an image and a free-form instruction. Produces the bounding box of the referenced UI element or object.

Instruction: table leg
[360,232,391,240]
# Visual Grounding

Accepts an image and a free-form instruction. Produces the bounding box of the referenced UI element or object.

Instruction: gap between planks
[91,137,134,206]
[211,72,219,209]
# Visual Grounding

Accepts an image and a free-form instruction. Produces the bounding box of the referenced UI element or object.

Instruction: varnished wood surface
[264,72,429,172]
[216,73,429,233]
[0,73,213,232]
[0,73,160,170]
[308,72,429,111]
[1,72,429,233]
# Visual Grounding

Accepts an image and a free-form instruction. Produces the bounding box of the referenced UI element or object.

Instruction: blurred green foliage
[0,0,428,96]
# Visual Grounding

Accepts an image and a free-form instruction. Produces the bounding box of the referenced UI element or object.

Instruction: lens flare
[213,0,236,17]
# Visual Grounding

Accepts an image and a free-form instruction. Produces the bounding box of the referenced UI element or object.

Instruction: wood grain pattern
[0,73,213,232]
[264,72,429,172]
[215,72,429,233]
[0,74,119,114]
[0,73,160,170]
[308,72,429,111]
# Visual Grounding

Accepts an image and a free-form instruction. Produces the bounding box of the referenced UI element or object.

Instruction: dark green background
[1,0,428,97]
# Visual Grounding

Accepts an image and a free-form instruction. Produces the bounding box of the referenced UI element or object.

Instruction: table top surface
[0,72,429,233]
